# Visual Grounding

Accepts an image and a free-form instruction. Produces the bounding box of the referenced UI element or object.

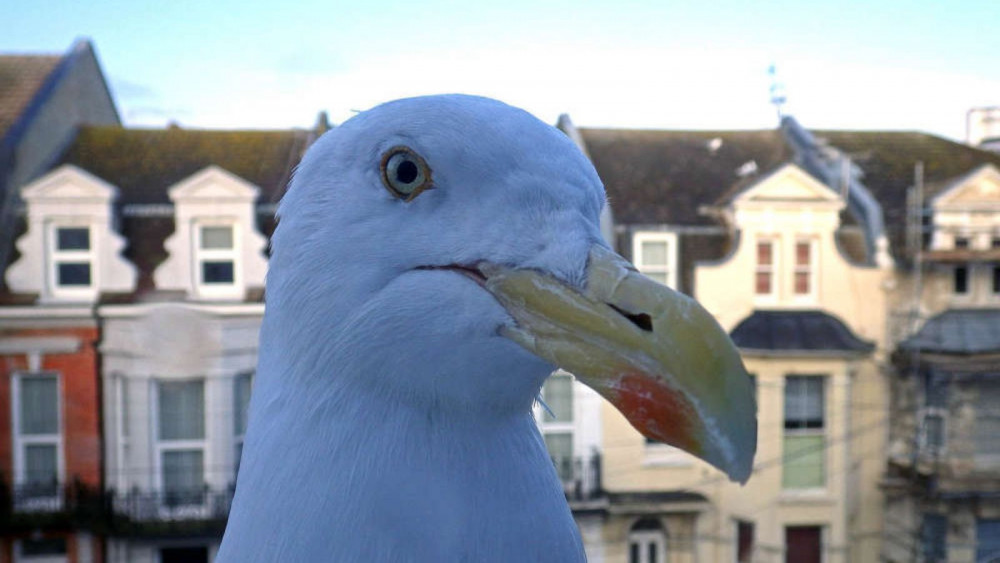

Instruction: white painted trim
[98,302,265,318]
[152,378,208,514]
[0,307,94,319]
[0,337,80,355]
[632,231,679,289]
[192,220,242,300]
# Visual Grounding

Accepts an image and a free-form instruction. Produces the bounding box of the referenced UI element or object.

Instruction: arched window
[629,517,667,563]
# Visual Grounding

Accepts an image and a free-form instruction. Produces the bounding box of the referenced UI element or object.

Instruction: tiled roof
[730,310,874,354]
[579,128,792,226]
[0,54,61,140]
[811,131,1000,260]
[900,309,1000,355]
[58,126,312,205]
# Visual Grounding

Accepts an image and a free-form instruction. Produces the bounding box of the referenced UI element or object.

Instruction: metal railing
[551,453,603,502]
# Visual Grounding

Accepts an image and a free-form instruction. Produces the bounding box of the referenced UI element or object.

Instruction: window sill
[778,489,834,505]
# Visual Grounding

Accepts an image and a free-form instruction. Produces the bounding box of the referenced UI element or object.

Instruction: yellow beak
[484,245,757,483]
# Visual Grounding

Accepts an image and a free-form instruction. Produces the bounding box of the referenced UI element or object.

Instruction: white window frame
[792,237,818,301]
[754,236,779,302]
[628,524,667,563]
[115,375,130,492]
[193,221,240,299]
[536,371,576,484]
[918,408,947,456]
[782,375,827,492]
[11,371,64,512]
[152,379,207,516]
[47,222,97,300]
[632,231,679,289]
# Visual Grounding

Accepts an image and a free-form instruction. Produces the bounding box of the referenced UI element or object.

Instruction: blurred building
[4,38,1000,563]
[555,115,1000,563]
[967,107,1000,152]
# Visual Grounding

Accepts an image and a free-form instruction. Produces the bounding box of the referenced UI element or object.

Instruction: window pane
[974,381,1000,459]
[57,227,90,250]
[921,514,947,562]
[19,376,58,435]
[629,542,639,563]
[201,226,234,249]
[955,236,969,249]
[158,381,205,440]
[784,377,824,429]
[923,414,945,450]
[544,432,573,480]
[757,241,772,265]
[25,444,58,486]
[954,266,968,294]
[641,241,668,266]
[202,261,234,284]
[57,262,91,286]
[644,271,669,286]
[785,526,822,563]
[162,449,204,499]
[977,519,1000,563]
[648,542,657,563]
[795,241,811,265]
[21,537,67,556]
[782,435,824,488]
[755,272,772,295]
[993,266,1000,294]
[543,375,573,423]
[794,272,810,294]
[234,373,253,436]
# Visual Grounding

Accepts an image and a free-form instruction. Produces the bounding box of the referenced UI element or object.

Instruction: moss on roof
[579,128,792,226]
[58,126,312,204]
[813,130,1000,258]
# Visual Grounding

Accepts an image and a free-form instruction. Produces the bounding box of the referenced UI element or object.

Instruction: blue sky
[4,0,999,140]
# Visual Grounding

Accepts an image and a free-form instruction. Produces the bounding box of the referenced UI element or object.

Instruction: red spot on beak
[615,373,702,454]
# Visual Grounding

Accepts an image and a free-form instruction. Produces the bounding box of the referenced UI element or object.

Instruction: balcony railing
[551,453,603,502]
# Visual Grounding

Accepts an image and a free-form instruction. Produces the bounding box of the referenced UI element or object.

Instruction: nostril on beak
[608,304,653,332]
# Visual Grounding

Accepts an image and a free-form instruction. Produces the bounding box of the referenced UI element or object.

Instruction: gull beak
[484,245,757,483]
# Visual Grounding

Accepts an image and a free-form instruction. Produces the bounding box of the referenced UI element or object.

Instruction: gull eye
[380,147,433,201]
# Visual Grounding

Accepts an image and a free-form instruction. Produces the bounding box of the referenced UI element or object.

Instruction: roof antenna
[768,64,787,123]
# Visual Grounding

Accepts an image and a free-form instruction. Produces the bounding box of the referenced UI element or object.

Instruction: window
[628,518,666,563]
[755,239,777,296]
[785,526,821,563]
[793,239,816,296]
[234,373,253,477]
[16,536,67,563]
[156,380,205,507]
[782,376,825,489]
[993,265,1000,294]
[160,546,209,563]
[12,373,62,510]
[735,520,755,563]
[50,225,94,296]
[920,371,948,454]
[196,224,237,287]
[633,232,678,288]
[992,236,1000,249]
[954,236,970,249]
[953,265,969,295]
[973,380,1000,466]
[539,373,574,481]
[977,519,1000,563]
[921,514,947,562]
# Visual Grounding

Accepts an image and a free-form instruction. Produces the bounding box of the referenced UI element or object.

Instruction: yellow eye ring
[380,146,433,201]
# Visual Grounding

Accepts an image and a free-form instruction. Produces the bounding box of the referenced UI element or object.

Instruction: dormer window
[633,232,678,288]
[52,226,93,289]
[793,238,816,297]
[197,224,237,286]
[755,239,777,297]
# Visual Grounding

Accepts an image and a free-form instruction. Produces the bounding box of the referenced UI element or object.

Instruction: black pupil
[396,160,419,184]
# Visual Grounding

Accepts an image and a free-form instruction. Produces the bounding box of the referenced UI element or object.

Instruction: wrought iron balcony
[550,452,603,502]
